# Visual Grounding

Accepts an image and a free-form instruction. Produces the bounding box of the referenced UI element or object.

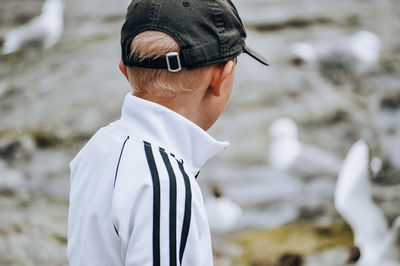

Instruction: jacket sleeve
[111,141,212,266]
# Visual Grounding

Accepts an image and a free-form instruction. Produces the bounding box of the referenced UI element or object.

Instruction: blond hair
[127,31,212,97]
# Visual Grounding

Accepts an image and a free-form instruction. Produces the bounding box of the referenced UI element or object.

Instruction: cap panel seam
[150,0,161,25]
[207,0,227,57]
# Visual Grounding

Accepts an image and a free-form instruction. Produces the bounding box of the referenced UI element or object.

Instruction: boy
[67,0,269,265]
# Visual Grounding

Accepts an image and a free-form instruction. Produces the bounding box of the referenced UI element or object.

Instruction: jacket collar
[118,93,229,172]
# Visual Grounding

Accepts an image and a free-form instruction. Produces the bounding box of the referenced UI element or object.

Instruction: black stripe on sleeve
[176,160,192,264]
[159,148,177,266]
[144,141,161,266]
[114,225,119,237]
[113,136,130,187]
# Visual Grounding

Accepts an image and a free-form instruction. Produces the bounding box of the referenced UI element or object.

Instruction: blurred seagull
[268,117,342,178]
[1,0,64,55]
[335,140,400,266]
[290,30,381,75]
[205,185,243,234]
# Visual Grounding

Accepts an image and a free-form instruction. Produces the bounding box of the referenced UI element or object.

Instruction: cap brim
[243,45,270,66]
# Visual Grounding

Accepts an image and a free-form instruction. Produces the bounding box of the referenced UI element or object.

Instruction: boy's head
[119,30,236,130]
[120,30,218,97]
[118,0,268,129]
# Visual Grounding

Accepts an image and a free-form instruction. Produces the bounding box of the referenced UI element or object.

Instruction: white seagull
[268,117,342,178]
[1,0,64,55]
[290,30,381,75]
[335,140,400,266]
[205,185,243,234]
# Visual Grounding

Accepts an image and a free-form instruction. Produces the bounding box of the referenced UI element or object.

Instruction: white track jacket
[68,93,228,266]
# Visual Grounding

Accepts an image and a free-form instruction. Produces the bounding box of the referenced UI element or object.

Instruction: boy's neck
[134,92,211,131]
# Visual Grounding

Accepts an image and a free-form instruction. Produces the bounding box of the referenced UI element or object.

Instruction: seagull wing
[2,16,48,54]
[334,140,388,249]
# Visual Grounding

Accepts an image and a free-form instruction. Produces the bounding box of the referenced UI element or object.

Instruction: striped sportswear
[67,93,228,266]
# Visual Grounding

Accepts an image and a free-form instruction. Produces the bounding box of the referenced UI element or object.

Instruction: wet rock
[232,221,353,266]
[38,176,70,201]
[31,131,63,149]
[0,0,43,26]
[247,17,333,32]
[0,81,7,96]
[373,159,400,185]
[0,196,68,266]
[0,160,26,196]
[22,149,72,200]
[0,133,36,162]
[380,132,400,171]
[372,184,400,221]
[277,253,303,266]
[380,93,400,111]
[235,0,370,28]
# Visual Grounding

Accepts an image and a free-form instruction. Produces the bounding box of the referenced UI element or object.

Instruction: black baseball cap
[121,0,269,72]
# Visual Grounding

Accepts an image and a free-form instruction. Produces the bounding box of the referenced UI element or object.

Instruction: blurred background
[0,0,399,265]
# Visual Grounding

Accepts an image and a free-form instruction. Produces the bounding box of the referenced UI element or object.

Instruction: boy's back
[68,125,123,265]
[68,95,228,265]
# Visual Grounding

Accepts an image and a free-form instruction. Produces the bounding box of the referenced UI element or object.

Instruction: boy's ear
[209,60,235,96]
[119,60,129,80]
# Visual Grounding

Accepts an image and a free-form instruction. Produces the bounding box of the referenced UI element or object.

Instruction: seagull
[268,117,342,179]
[205,185,243,234]
[290,30,381,75]
[268,118,301,171]
[1,0,64,55]
[335,140,400,266]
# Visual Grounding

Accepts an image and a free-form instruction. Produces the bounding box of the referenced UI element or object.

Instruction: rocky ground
[0,0,399,265]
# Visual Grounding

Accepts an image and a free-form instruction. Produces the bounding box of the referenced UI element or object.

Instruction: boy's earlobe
[119,60,129,80]
[209,60,235,97]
